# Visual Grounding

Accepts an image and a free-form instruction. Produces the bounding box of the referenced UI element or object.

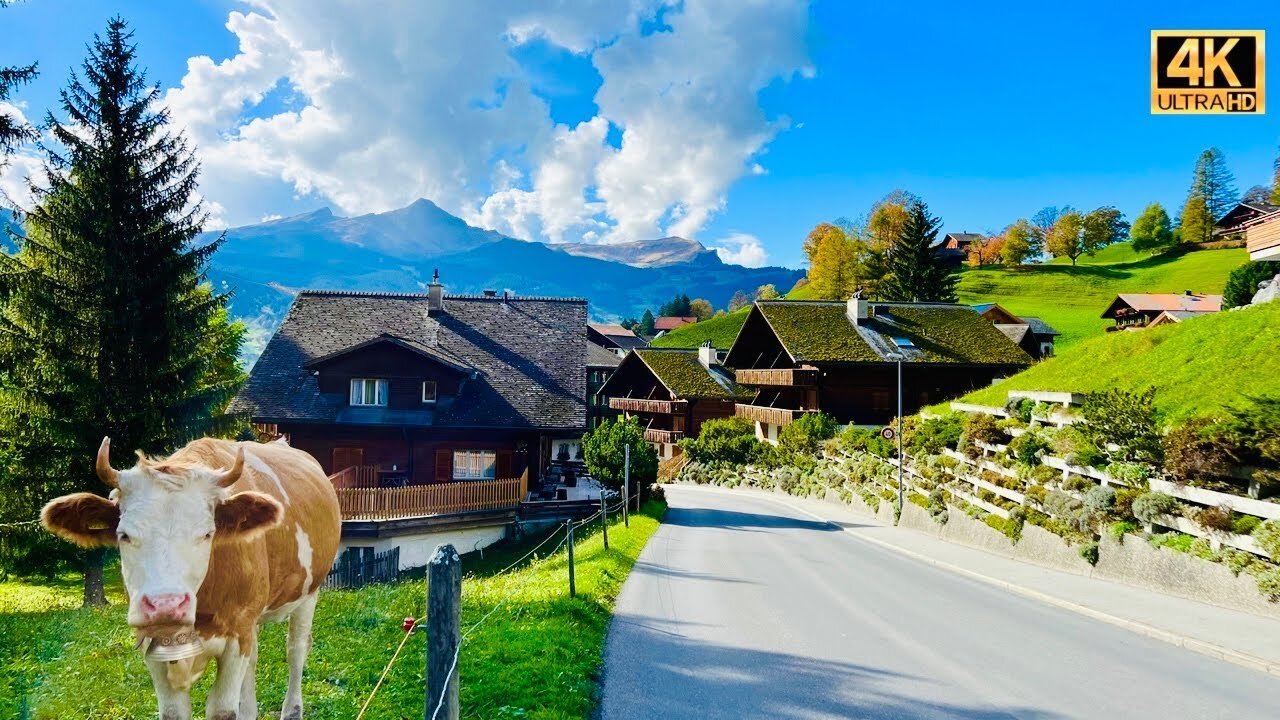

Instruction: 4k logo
[1151,31,1265,114]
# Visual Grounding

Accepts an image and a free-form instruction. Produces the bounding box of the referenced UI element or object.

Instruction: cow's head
[41,437,283,630]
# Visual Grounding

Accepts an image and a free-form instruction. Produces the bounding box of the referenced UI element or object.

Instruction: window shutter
[496,451,512,479]
[435,448,452,482]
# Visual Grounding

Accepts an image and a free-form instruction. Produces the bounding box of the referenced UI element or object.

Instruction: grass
[0,501,665,719]
[941,299,1280,424]
[652,244,1246,352]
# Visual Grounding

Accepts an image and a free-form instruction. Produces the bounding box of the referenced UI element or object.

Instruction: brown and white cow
[42,436,340,720]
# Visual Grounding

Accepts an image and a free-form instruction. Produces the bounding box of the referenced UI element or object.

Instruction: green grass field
[651,244,1246,352]
[943,299,1280,424]
[0,502,665,719]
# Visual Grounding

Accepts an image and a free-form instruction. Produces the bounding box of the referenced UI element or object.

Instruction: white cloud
[163,1,811,243]
[709,232,768,267]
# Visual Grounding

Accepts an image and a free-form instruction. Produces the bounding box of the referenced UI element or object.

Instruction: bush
[1052,426,1108,469]
[1083,486,1115,514]
[961,413,1006,451]
[1113,487,1141,520]
[1162,417,1233,484]
[1044,490,1090,533]
[1009,397,1036,424]
[679,416,760,466]
[1254,568,1280,602]
[1104,462,1151,486]
[1193,504,1234,532]
[1063,475,1094,493]
[1149,532,1196,553]
[1220,548,1254,576]
[1023,484,1047,506]
[1008,431,1050,468]
[1107,520,1139,541]
[1223,260,1280,308]
[1254,520,1280,560]
[583,417,659,495]
[1078,542,1100,566]
[839,426,896,459]
[1131,492,1178,524]
[778,412,838,457]
[1231,515,1261,536]
[910,413,964,455]
[1080,387,1162,464]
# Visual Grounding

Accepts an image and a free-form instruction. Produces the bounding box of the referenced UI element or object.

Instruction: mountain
[202,199,804,328]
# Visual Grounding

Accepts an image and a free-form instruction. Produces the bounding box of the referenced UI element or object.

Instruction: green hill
[650,244,1246,352]
[945,299,1280,424]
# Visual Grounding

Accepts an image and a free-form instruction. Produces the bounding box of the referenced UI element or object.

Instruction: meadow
[0,502,665,719]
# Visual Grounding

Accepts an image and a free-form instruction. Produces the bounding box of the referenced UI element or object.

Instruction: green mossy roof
[756,301,1032,366]
[635,349,743,399]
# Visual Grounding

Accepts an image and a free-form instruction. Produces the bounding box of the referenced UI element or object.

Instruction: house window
[350,378,388,406]
[453,450,496,480]
[422,380,438,403]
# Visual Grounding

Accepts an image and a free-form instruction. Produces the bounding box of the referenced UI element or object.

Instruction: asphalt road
[597,486,1280,720]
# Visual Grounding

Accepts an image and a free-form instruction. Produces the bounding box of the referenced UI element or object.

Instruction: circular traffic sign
[881,426,895,441]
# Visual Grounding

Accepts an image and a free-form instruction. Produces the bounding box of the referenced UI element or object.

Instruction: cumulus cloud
[163,0,812,243]
[709,232,768,267]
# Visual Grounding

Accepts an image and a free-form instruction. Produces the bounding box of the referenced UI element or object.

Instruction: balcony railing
[735,403,815,427]
[330,470,528,521]
[644,428,685,444]
[609,397,688,414]
[735,367,818,387]
[1247,216,1280,261]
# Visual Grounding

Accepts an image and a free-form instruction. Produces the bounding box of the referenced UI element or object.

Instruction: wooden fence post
[426,544,461,720]
[623,444,630,528]
[566,520,576,598]
[600,492,609,550]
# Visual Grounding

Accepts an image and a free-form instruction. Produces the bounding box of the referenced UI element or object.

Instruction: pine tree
[1188,148,1238,221]
[880,201,956,302]
[0,19,245,603]
[638,309,655,336]
[1177,192,1214,244]
[0,0,38,163]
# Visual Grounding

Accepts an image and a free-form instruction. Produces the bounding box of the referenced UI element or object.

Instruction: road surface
[598,486,1280,719]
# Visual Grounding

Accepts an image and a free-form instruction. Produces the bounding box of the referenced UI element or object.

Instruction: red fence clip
[402,616,416,633]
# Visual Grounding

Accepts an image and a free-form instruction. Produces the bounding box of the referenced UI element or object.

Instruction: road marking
[672,484,1280,678]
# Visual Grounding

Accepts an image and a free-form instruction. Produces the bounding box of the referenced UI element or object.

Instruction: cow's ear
[41,493,120,547]
[214,491,283,542]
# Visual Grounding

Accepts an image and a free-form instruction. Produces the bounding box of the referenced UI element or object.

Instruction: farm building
[1100,292,1222,331]
[588,322,647,355]
[973,302,1060,359]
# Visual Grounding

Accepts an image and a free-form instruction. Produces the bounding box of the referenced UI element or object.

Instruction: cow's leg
[206,636,253,720]
[144,658,192,720]
[239,630,260,719]
[281,591,319,720]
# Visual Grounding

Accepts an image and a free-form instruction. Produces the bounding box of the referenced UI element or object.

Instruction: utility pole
[600,490,609,550]
[566,519,576,598]
[623,443,630,528]
[897,358,904,514]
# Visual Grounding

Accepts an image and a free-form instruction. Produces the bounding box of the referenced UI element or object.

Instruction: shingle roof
[589,322,634,337]
[634,349,744,399]
[587,342,622,368]
[231,290,587,428]
[995,324,1031,344]
[1101,293,1222,318]
[751,301,1033,366]
[1019,316,1059,337]
[588,322,648,350]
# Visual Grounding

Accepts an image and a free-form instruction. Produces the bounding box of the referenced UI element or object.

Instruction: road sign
[881,427,895,441]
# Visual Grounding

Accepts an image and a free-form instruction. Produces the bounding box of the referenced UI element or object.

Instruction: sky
[1,0,1277,269]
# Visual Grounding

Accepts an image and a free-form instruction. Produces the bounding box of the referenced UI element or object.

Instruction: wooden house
[973,303,1060,359]
[1101,292,1222,331]
[724,297,1031,441]
[587,342,622,431]
[598,346,743,459]
[1246,212,1280,262]
[654,315,697,333]
[1215,200,1280,241]
[588,322,647,355]
[231,275,587,490]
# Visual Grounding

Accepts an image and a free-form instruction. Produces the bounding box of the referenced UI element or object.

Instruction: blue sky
[2,1,1277,268]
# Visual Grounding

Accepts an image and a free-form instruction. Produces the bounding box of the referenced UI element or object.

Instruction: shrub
[1255,568,1280,602]
[1231,515,1261,536]
[1044,490,1093,533]
[583,416,659,494]
[908,492,931,510]
[1223,260,1280,308]
[961,413,1005,450]
[1009,397,1036,424]
[910,413,964,455]
[1149,532,1196,553]
[1008,431,1050,468]
[1026,464,1058,486]
[680,416,760,467]
[1052,426,1106,468]
[1162,417,1233,484]
[840,426,895,459]
[1080,387,1162,464]
[1063,475,1094,493]
[1220,549,1254,576]
[1023,484,1047,506]
[1131,492,1178,524]
[1254,520,1280,560]
[778,412,838,457]
[1004,506,1026,544]
[1107,520,1139,541]
[1113,487,1141,520]
[1078,542,1100,566]
[1188,537,1217,561]
[1083,486,1115,514]
[1104,462,1151,486]
[1193,504,1234,532]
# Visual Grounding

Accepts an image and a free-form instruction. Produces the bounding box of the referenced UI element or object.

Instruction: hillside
[947,299,1280,424]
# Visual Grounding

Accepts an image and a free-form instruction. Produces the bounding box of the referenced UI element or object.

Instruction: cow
[41,436,341,720]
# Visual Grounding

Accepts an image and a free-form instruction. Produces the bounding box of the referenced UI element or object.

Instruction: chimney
[846,289,869,325]
[483,289,497,298]
[1184,289,1193,296]
[428,269,444,314]
[697,341,718,369]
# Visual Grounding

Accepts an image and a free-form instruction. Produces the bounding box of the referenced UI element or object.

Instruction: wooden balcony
[735,366,818,387]
[644,428,685,444]
[609,397,688,414]
[1247,216,1280,261]
[735,403,815,426]
[330,471,528,521]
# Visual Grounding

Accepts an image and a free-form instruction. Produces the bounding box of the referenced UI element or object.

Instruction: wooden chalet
[231,274,588,524]
[587,342,622,430]
[1101,292,1221,331]
[598,346,743,459]
[1215,200,1280,241]
[938,232,982,267]
[1246,212,1280,262]
[973,303,1059,359]
[588,322,647,354]
[724,297,1031,441]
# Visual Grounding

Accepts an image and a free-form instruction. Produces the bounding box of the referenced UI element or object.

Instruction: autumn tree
[727,290,750,311]
[689,298,713,321]
[967,234,1004,267]
[880,200,956,302]
[1177,192,1213,244]
[1045,211,1086,264]
[1000,219,1040,267]
[1187,147,1238,221]
[1081,206,1129,253]
[1030,206,1069,244]
[1130,202,1174,252]
[803,222,857,299]
[754,283,779,300]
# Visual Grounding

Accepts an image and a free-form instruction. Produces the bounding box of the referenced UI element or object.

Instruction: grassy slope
[0,503,665,720]
[653,245,1244,351]
[947,300,1280,424]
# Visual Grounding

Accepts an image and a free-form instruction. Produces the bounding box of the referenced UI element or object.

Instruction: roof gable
[1101,293,1223,318]
[634,349,742,399]
[306,334,472,373]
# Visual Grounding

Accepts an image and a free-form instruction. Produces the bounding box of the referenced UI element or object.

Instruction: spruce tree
[1177,192,1214,244]
[0,19,245,604]
[638,309,655,336]
[1271,145,1280,205]
[1187,148,1238,221]
[0,0,38,162]
[881,200,956,302]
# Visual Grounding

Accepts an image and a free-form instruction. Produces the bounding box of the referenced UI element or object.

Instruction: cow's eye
[202,531,214,541]
[117,532,132,543]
